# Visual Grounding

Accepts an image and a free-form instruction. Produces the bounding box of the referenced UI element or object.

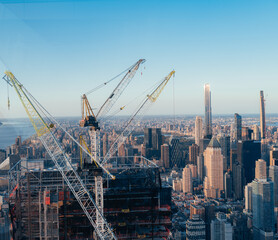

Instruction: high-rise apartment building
[195,116,203,146]
[186,215,206,240]
[260,90,266,139]
[211,212,233,240]
[234,113,242,141]
[161,144,170,168]
[182,165,193,193]
[204,84,212,139]
[189,144,199,165]
[188,164,197,178]
[255,159,267,180]
[253,125,260,141]
[203,138,224,198]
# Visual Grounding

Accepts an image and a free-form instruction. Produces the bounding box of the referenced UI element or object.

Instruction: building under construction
[9,157,172,239]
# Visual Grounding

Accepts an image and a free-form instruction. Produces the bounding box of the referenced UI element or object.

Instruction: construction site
[8,157,171,239]
[3,60,174,239]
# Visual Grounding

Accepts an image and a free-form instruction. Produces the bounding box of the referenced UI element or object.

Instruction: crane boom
[101,70,175,165]
[4,71,117,240]
[96,59,145,120]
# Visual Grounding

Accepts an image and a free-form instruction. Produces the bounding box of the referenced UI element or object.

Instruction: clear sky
[0,0,278,118]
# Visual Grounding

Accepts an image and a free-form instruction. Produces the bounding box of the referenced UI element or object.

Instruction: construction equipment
[79,59,145,233]
[101,70,175,165]
[3,71,117,240]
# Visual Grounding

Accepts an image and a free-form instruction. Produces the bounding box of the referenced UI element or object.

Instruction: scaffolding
[9,156,171,240]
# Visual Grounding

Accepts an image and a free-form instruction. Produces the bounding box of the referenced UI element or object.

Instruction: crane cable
[99,73,168,122]
[85,61,140,96]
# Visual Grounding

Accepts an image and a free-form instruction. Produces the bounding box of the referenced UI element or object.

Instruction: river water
[0,118,35,149]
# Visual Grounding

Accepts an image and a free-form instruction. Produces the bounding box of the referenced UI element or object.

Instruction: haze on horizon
[0,0,278,119]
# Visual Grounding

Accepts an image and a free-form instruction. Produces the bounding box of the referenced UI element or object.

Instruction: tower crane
[79,59,145,233]
[101,70,175,165]
[3,71,117,240]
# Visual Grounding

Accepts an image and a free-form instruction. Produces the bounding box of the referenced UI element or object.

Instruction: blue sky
[0,0,278,118]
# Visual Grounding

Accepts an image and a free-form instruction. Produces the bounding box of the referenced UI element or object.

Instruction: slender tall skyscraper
[260,90,266,139]
[204,84,212,139]
[234,113,242,141]
[195,116,203,146]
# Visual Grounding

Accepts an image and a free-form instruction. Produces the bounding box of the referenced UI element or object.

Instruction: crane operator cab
[79,115,100,130]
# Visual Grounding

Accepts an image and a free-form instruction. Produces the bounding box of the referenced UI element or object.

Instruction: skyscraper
[211,212,233,240]
[260,90,266,139]
[203,138,224,198]
[237,140,261,185]
[255,159,267,180]
[251,179,274,240]
[161,144,170,168]
[253,125,260,141]
[234,113,242,141]
[204,84,212,139]
[217,135,230,171]
[195,116,203,146]
[182,165,193,193]
[269,165,278,207]
[189,144,199,165]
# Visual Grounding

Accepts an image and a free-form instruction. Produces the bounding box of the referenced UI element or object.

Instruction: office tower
[161,144,170,168]
[260,90,266,139]
[217,135,230,171]
[233,162,243,200]
[255,159,267,180]
[186,215,206,240]
[182,165,193,193]
[151,128,162,151]
[211,212,233,240]
[195,116,203,146]
[188,164,197,178]
[270,146,278,166]
[251,179,274,240]
[204,84,212,139]
[269,165,278,207]
[242,127,253,141]
[170,137,183,168]
[234,113,242,141]
[189,144,199,165]
[203,138,224,198]
[244,183,253,213]
[224,171,232,199]
[103,133,109,157]
[143,128,162,159]
[144,128,152,148]
[197,155,204,182]
[237,140,261,184]
[229,212,250,240]
[253,125,260,141]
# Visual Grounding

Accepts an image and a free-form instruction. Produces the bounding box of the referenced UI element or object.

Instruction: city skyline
[0,0,278,118]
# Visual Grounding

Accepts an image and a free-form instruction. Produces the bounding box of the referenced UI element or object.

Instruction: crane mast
[80,59,145,234]
[4,71,117,240]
